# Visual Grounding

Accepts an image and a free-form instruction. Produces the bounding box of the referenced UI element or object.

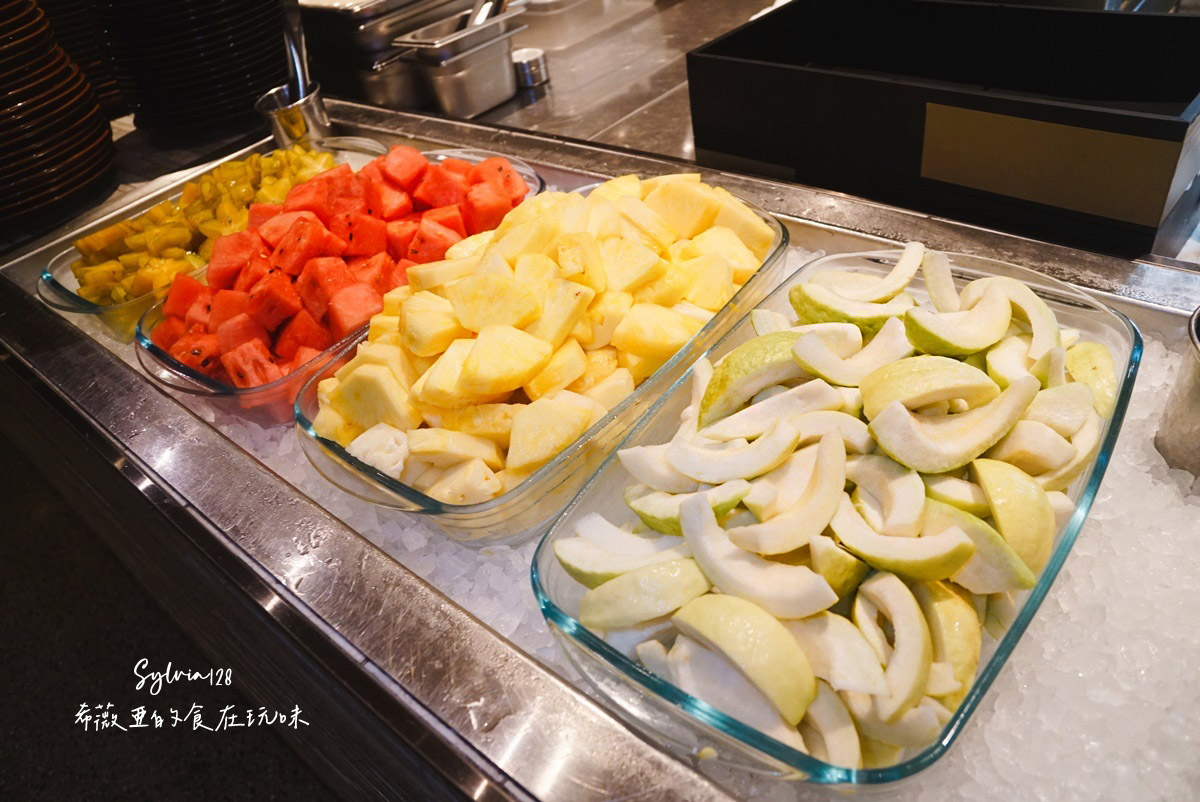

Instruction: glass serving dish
[294,190,795,545]
[132,145,546,425]
[531,248,1142,786]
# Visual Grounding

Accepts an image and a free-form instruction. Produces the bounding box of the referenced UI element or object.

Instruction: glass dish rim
[530,247,1144,785]
[293,188,793,515]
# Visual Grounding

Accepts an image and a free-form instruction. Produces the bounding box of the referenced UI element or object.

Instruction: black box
[687,0,1200,257]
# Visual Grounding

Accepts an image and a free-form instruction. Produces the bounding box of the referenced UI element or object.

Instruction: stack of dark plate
[0,0,116,230]
[92,0,287,142]
[38,0,125,117]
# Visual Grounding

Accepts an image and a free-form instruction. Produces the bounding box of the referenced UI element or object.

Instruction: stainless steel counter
[3,100,1199,801]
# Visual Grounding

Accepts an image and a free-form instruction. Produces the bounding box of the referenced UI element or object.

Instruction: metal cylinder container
[1155,306,1200,475]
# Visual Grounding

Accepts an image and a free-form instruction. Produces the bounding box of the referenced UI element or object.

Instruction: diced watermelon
[385,259,411,291]
[207,229,267,291]
[422,205,467,238]
[441,158,473,177]
[208,289,250,333]
[365,177,413,221]
[381,145,428,192]
[468,156,529,204]
[463,182,512,235]
[184,288,214,331]
[258,211,319,248]
[169,333,222,376]
[163,273,206,318]
[247,272,302,330]
[216,312,271,355]
[150,315,187,352]
[327,173,368,219]
[351,252,395,295]
[275,308,332,361]
[248,203,282,229]
[220,339,283,388]
[296,256,356,322]
[285,346,324,374]
[272,216,343,275]
[361,158,386,187]
[412,165,468,210]
[283,179,333,224]
[385,219,419,261]
[327,283,383,340]
[339,212,388,258]
[315,164,354,184]
[234,253,272,293]
[407,217,461,263]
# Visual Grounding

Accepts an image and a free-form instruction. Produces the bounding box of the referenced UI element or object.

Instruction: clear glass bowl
[294,191,795,545]
[131,145,547,425]
[531,248,1142,786]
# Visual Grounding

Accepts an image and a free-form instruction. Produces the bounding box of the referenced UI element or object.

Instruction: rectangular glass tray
[531,248,1142,786]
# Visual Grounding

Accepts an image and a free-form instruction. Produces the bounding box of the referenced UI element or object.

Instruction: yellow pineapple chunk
[440,404,521,449]
[584,366,636,409]
[407,255,480,293]
[411,463,449,492]
[506,398,592,474]
[632,267,689,307]
[548,389,608,428]
[525,338,588,400]
[446,273,541,332]
[673,301,715,325]
[570,314,592,344]
[474,248,515,279]
[493,191,568,239]
[330,364,422,432]
[425,458,503,505]
[401,291,470,357]
[494,468,529,494]
[582,291,632,350]
[412,339,476,409]
[617,349,668,382]
[495,216,561,264]
[566,346,618,394]
[445,230,495,260]
[407,428,504,470]
[514,252,560,307]
[557,231,606,293]
[615,195,679,251]
[589,174,641,202]
[317,377,338,406]
[680,252,736,311]
[639,173,702,199]
[335,341,419,389]
[667,239,702,265]
[524,279,595,348]
[459,325,553,395]
[600,238,665,293]
[313,405,362,448]
[583,194,623,240]
[643,180,721,239]
[382,285,413,315]
[368,314,400,341]
[611,303,702,359]
[692,225,760,284]
[711,186,775,260]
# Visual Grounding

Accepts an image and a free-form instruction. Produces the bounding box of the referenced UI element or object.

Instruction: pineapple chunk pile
[313,173,776,504]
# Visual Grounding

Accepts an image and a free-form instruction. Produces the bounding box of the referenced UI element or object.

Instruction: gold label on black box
[921,103,1182,227]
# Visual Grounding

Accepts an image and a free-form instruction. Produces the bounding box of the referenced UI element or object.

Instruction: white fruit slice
[1065,341,1117,417]
[604,616,674,659]
[859,572,933,722]
[699,332,809,426]
[845,454,926,537]
[1031,345,1066,388]
[925,662,961,697]
[842,692,943,748]
[923,499,1036,594]
[832,242,924,303]
[726,432,846,554]
[743,445,817,521]
[555,536,693,589]
[972,458,1055,575]
[667,418,801,483]
[635,637,672,676]
[904,284,1012,356]
[1046,490,1076,531]
[751,385,788,405]
[869,375,1040,473]
[788,322,864,357]
[699,379,842,441]
[829,495,975,580]
[576,511,676,553]
[1022,382,1093,438]
[860,355,1000,420]
[666,635,808,753]
[860,734,905,768]
[921,250,960,312]
[808,271,885,293]
[680,496,837,619]
[837,386,863,418]
[853,594,892,665]
[800,681,863,769]
[618,443,701,493]
[785,612,887,696]
[625,480,751,535]
[579,559,710,629]
[794,410,873,453]
[985,334,1033,389]
[672,593,818,725]
[809,534,869,598]
[912,581,981,712]
[789,282,916,336]
[985,419,1076,475]
[791,317,914,387]
[689,357,714,411]
[922,473,991,517]
[1035,410,1102,492]
[984,592,1018,640]
[960,276,1060,361]
[751,308,789,335]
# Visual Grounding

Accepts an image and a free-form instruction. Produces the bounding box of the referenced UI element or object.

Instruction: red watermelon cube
[258,211,319,248]
[351,252,395,295]
[468,157,529,204]
[365,177,412,221]
[463,182,512,235]
[169,333,222,376]
[412,165,468,210]
[361,158,386,187]
[407,217,461,263]
[284,346,324,374]
[207,229,267,291]
[327,173,368,219]
[208,289,250,333]
[272,216,344,275]
[296,256,356,322]
[381,145,428,192]
[327,283,383,340]
[275,308,332,361]
[216,312,271,355]
[441,158,473,177]
[315,164,354,184]
[248,203,282,229]
[247,272,302,331]
[220,339,283,388]
[184,288,214,331]
[339,212,388,258]
[385,219,419,261]
[283,180,332,224]
[234,253,272,293]
[422,205,467,238]
[150,316,187,352]
[385,259,412,291]
[163,273,206,319]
